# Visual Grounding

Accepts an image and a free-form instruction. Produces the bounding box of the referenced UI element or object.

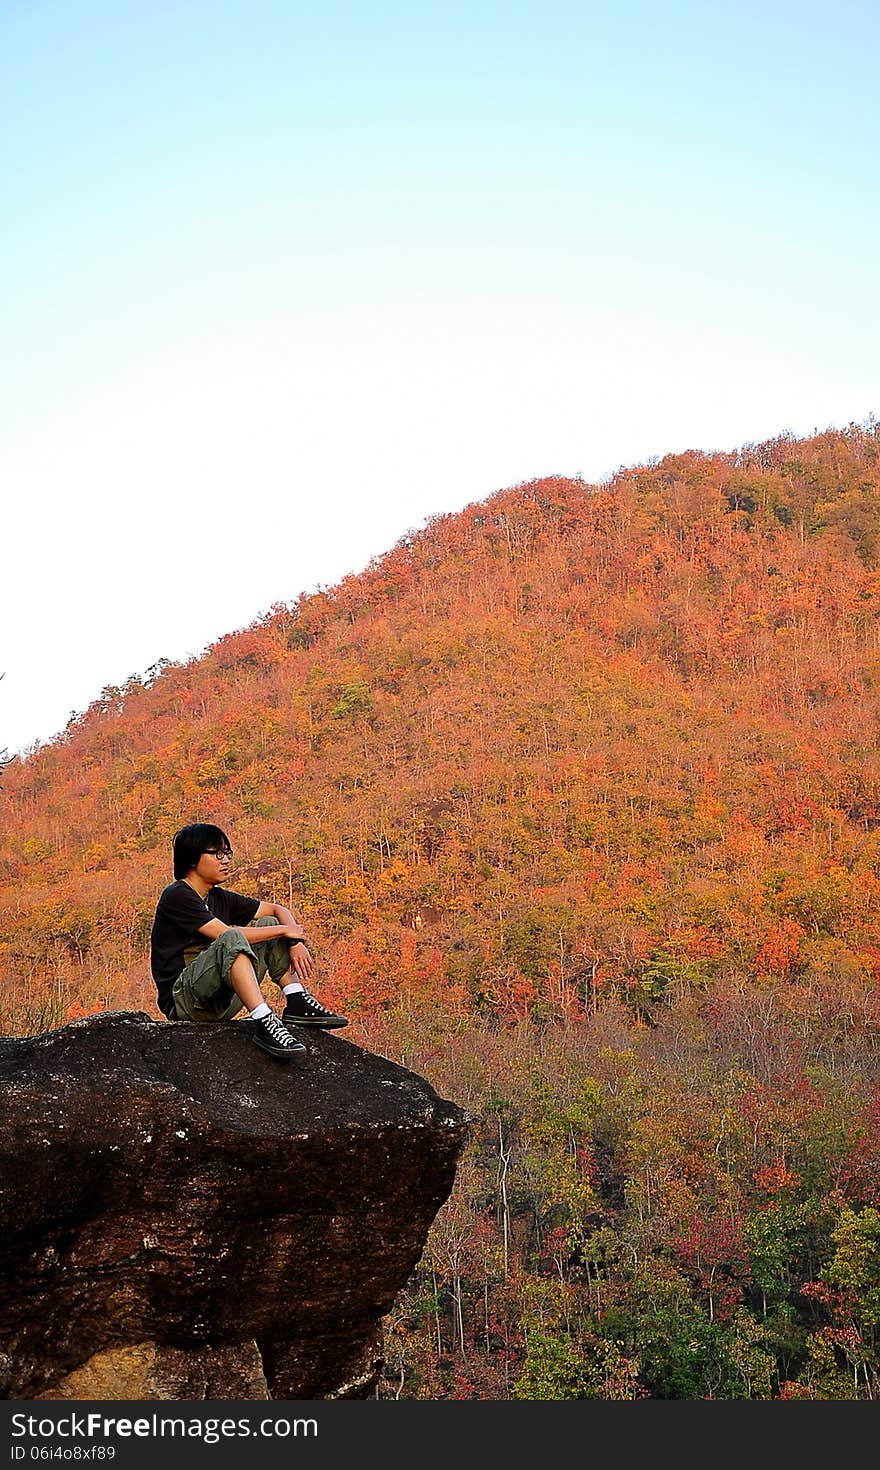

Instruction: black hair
[172,823,232,879]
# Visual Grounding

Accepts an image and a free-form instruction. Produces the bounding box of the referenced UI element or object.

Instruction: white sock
[283,982,304,996]
[250,1001,271,1020]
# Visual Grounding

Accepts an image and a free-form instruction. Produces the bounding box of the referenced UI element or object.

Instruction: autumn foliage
[3,420,880,1396]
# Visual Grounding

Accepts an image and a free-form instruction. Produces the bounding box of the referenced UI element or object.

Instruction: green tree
[512,1325,594,1399]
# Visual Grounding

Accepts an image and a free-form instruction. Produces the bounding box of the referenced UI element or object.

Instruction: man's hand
[288,940,315,981]
[279,924,314,979]
[280,923,307,944]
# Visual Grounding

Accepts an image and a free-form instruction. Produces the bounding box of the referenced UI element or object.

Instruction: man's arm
[252,899,303,929]
[196,915,305,945]
[197,905,315,982]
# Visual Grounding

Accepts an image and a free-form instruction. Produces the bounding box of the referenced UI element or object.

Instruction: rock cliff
[0,1011,468,1400]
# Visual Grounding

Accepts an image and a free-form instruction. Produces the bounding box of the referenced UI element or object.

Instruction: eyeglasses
[203,849,233,862]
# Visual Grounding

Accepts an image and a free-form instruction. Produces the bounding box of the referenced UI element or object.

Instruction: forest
[2,420,880,1398]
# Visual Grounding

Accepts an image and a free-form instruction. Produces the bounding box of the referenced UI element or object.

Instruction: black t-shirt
[150,881,260,1018]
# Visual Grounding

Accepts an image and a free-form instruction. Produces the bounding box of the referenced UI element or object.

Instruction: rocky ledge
[0,1011,468,1400]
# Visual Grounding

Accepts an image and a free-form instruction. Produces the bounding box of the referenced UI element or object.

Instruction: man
[150,822,347,1060]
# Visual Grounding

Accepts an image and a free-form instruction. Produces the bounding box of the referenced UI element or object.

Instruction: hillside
[4,420,880,1031]
[4,421,880,1399]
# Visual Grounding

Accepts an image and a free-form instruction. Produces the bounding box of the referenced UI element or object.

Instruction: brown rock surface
[0,1011,468,1400]
[34,1340,269,1400]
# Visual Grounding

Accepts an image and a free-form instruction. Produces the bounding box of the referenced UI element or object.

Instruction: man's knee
[215,926,256,958]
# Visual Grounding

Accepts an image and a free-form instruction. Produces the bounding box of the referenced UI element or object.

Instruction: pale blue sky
[2,0,878,754]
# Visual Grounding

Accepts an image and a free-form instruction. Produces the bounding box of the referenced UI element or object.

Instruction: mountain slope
[3,421,880,1031]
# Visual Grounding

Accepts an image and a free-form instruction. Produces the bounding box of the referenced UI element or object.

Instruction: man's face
[194,845,233,885]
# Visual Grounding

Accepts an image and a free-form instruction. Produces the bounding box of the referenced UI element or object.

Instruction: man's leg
[248,915,348,1029]
[227,952,265,1011]
[172,930,252,1022]
[172,929,305,1059]
[248,915,298,989]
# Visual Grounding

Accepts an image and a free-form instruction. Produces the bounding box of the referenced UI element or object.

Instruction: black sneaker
[282,990,348,1029]
[251,1010,307,1058]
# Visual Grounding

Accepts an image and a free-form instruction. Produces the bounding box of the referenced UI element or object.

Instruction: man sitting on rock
[150,822,347,1059]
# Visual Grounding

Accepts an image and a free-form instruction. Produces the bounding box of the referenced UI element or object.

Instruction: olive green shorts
[171,916,294,1022]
